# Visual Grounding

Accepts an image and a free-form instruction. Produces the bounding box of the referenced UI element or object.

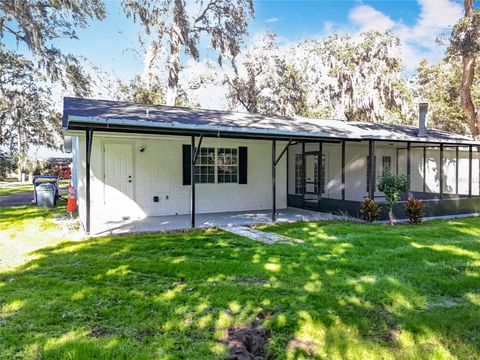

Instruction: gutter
[66,115,480,146]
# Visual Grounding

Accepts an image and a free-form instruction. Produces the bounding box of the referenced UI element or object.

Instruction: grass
[0,183,33,196]
[0,206,76,270]
[0,208,479,359]
[0,179,70,196]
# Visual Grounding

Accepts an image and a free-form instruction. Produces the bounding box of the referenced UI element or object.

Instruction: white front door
[104,143,134,219]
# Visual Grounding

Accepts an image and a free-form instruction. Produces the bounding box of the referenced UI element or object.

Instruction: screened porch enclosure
[287,140,480,219]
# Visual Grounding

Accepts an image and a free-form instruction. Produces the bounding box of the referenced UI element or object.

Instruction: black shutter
[183,144,191,185]
[239,146,248,184]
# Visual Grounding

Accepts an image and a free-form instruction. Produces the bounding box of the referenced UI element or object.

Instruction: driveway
[0,190,35,206]
[0,188,68,207]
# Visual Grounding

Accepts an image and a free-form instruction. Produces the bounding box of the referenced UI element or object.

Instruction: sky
[3,0,465,158]
[44,0,464,82]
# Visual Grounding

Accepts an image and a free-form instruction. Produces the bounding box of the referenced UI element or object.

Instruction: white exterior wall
[73,132,287,228]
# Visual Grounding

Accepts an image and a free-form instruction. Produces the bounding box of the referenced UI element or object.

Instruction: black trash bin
[35,183,56,208]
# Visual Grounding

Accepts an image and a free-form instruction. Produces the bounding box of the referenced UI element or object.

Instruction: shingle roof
[63,97,478,145]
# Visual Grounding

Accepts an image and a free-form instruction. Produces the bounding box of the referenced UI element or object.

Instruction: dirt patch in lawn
[370,309,401,345]
[233,277,269,286]
[88,327,114,338]
[221,312,271,360]
[135,330,155,341]
[287,337,317,357]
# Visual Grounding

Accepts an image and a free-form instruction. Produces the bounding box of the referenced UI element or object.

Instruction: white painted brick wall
[73,133,287,227]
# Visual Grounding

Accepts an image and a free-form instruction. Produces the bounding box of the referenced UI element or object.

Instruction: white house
[63,98,480,234]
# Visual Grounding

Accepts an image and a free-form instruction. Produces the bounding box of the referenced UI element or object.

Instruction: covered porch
[91,207,332,236]
[63,98,480,233]
[287,139,480,220]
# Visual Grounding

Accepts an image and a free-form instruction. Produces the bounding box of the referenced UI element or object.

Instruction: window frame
[294,153,326,195]
[194,147,216,184]
[217,147,238,184]
[294,154,303,195]
[193,146,239,184]
[381,155,392,176]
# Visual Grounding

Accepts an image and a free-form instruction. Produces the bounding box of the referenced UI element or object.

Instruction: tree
[116,75,166,105]
[115,74,200,107]
[122,0,254,106]
[0,48,61,180]
[377,170,410,225]
[225,31,413,120]
[448,0,480,138]
[0,0,106,96]
[301,31,413,122]
[416,58,478,134]
[225,32,308,116]
[0,149,13,180]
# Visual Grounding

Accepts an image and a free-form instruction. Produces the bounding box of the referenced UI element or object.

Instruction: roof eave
[66,115,480,146]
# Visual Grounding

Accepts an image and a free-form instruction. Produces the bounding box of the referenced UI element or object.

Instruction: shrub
[52,165,71,179]
[360,197,381,223]
[377,170,410,225]
[404,198,425,224]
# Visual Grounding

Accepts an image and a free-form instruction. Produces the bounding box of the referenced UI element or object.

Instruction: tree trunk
[460,0,480,139]
[247,67,257,113]
[166,0,185,107]
[389,210,394,226]
[166,30,180,106]
[142,42,160,90]
[17,122,23,182]
[465,0,474,16]
[460,54,480,137]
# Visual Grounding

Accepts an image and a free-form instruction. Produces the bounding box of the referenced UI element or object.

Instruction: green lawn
[0,183,33,196]
[0,180,70,196]
[0,207,479,359]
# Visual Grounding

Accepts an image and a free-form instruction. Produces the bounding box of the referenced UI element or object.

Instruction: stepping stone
[220,226,303,245]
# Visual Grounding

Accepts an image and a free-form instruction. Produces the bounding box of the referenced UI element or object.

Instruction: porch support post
[318,141,323,203]
[456,146,459,195]
[469,145,473,197]
[423,146,427,193]
[341,140,346,200]
[191,135,196,228]
[396,148,399,175]
[439,144,444,199]
[368,140,375,200]
[85,129,93,235]
[302,142,306,200]
[272,139,276,222]
[477,145,480,197]
[407,142,411,195]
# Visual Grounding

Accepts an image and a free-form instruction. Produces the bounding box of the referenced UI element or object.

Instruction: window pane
[194,148,215,183]
[216,147,238,183]
[295,154,303,195]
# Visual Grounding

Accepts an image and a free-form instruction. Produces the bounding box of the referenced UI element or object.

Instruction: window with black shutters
[183,146,244,184]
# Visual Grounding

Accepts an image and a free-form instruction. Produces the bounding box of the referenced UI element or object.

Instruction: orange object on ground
[67,183,77,213]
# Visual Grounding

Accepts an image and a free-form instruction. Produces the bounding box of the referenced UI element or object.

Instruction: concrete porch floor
[91,207,336,236]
